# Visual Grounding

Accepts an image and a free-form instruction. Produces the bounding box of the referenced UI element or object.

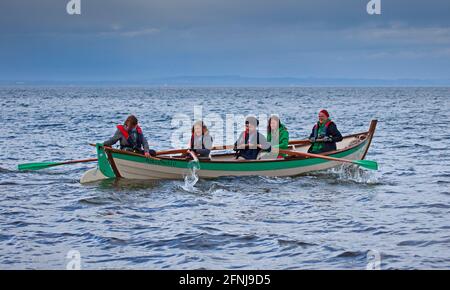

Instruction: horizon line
[1,75,450,87]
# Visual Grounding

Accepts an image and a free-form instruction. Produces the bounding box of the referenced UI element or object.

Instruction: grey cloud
[0,0,449,81]
[1,0,450,34]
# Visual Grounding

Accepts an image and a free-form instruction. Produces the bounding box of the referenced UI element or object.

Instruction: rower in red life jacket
[308,110,343,154]
[102,115,156,157]
[187,120,213,159]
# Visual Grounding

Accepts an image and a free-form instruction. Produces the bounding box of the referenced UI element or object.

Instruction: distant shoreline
[1,76,450,88]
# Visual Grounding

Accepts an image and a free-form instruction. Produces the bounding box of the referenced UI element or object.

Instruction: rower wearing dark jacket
[234,116,271,160]
[308,110,343,154]
[103,115,156,157]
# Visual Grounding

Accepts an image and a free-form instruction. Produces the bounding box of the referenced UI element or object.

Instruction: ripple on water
[335,250,367,258]
[78,196,122,205]
[0,167,14,173]
[277,239,317,249]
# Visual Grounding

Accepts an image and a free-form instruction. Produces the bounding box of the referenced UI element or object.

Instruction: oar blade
[353,160,378,170]
[18,162,58,171]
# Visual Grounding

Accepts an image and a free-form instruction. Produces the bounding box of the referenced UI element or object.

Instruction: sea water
[0,86,449,269]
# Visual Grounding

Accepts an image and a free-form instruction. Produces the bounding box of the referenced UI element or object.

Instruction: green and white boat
[80,120,377,183]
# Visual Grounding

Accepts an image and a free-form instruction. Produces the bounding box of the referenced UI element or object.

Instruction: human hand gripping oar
[187,150,199,162]
[18,158,98,171]
[278,149,378,170]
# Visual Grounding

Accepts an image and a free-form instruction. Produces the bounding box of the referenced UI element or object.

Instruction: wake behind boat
[80,120,377,183]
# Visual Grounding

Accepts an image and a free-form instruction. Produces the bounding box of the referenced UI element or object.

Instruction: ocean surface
[0,86,449,269]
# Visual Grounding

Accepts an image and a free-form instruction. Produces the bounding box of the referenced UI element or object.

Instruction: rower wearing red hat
[308,109,343,154]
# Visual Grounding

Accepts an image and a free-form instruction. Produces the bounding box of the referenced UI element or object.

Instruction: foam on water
[181,160,200,193]
[329,164,381,184]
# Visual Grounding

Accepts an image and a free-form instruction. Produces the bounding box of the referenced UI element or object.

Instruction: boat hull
[112,139,367,179]
[80,120,377,183]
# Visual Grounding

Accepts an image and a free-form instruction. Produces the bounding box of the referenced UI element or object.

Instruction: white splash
[330,164,380,184]
[182,160,200,192]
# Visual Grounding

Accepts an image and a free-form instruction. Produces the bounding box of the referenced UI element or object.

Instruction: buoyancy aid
[117,124,143,150]
[312,120,333,138]
[235,130,261,159]
[243,129,260,149]
[190,133,206,150]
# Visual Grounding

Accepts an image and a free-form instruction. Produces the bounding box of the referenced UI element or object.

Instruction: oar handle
[188,150,199,162]
[155,149,188,156]
[211,145,235,150]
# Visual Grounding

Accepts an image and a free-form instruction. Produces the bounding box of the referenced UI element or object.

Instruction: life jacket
[313,120,333,138]
[243,129,260,149]
[190,133,206,150]
[117,124,143,151]
[235,130,261,160]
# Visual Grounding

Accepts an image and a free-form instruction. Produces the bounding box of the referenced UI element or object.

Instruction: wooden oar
[19,148,190,171]
[211,145,235,150]
[211,139,310,151]
[21,139,313,171]
[155,149,188,156]
[188,150,199,162]
[279,150,378,170]
[288,139,312,146]
[18,158,98,171]
[88,140,310,154]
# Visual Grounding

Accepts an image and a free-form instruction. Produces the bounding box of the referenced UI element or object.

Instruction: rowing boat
[81,120,377,183]
[80,120,377,183]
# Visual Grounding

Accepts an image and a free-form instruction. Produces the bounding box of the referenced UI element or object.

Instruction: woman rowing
[308,109,343,154]
[234,116,271,160]
[102,115,156,157]
[261,115,289,159]
[187,120,213,159]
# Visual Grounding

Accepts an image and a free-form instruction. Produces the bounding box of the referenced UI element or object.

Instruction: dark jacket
[234,130,271,160]
[308,121,343,153]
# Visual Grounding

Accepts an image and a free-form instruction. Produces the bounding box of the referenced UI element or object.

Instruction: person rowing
[260,115,290,159]
[234,116,271,160]
[102,115,156,157]
[308,109,343,154]
[187,120,213,159]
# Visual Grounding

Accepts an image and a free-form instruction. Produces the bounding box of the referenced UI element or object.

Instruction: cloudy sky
[1,0,449,82]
